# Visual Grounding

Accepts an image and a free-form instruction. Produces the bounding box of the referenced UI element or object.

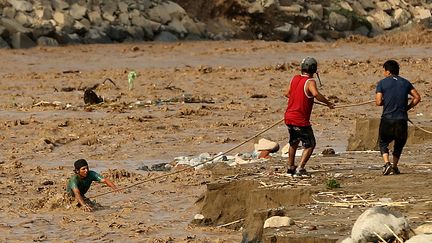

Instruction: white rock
[194,214,205,220]
[376,1,392,12]
[414,223,432,234]
[339,237,356,243]
[371,10,393,29]
[351,1,367,16]
[263,216,294,228]
[405,234,432,243]
[339,1,353,12]
[413,7,431,20]
[53,11,74,28]
[394,8,411,26]
[7,0,33,12]
[351,207,409,242]
[69,3,87,20]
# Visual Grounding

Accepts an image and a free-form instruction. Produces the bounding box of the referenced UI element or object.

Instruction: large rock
[51,0,70,11]
[37,36,59,46]
[308,4,323,19]
[376,1,392,12]
[35,7,53,20]
[14,12,33,27]
[0,17,32,34]
[351,1,367,16]
[167,18,187,36]
[32,21,55,38]
[88,11,103,25]
[371,10,393,29]
[405,234,432,243]
[263,216,294,228]
[147,1,186,24]
[154,31,178,42]
[53,12,75,29]
[414,223,432,234]
[106,25,128,42]
[2,7,17,19]
[7,0,33,12]
[329,12,352,31]
[0,37,11,49]
[351,207,409,242]
[181,15,203,36]
[83,27,111,44]
[394,8,411,26]
[359,0,375,10]
[69,4,87,20]
[413,7,432,20]
[10,32,37,48]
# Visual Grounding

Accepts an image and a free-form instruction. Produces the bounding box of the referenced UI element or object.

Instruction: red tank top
[284,74,314,126]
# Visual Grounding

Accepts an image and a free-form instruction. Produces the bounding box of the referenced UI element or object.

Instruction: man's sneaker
[287,166,297,175]
[293,168,309,178]
[382,162,392,175]
[392,166,401,175]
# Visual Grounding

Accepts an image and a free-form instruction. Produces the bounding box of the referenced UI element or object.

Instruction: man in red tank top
[284,57,334,177]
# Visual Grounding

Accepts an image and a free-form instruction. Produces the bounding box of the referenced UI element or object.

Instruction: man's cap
[74,159,88,170]
[301,57,318,73]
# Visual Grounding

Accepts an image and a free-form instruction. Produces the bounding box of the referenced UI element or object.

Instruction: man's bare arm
[375,92,383,106]
[407,88,421,111]
[308,80,334,108]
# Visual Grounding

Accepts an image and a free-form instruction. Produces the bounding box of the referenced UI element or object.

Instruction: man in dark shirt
[67,159,118,211]
[375,60,421,175]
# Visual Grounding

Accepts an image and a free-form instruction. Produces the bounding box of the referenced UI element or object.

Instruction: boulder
[83,27,111,44]
[279,4,303,13]
[0,37,11,49]
[359,0,375,10]
[69,4,87,20]
[0,17,32,34]
[181,15,203,36]
[118,2,129,13]
[405,234,432,243]
[106,25,128,42]
[10,32,37,48]
[53,12,75,29]
[101,0,118,15]
[263,216,294,228]
[37,36,59,46]
[167,18,187,36]
[118,12,130,26]
[0,26,7,37]
[32,21,55,38]
[329,12,352,31]
[351,207,409,242]
[7,0,33,12]
[126,26,145,40]
[154,31,178,42]
[394,8,411,26]
[274,23,293,40]
[351,1,367,16]
[88,11,103,26]
[102,12,116,22]
[371,10,393,29]
[3,7,17,19]
[35,7,53,20]
[414,223,432,234]
[413,7,432,20]
[147,1,186,24]
[338,1,353,12]
[15,11,33,27]
[51,0,70,11]
[376,1,392,12]
[308,4,323,19]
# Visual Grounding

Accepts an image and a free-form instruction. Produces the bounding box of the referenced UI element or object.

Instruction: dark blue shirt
[376,75,414,120]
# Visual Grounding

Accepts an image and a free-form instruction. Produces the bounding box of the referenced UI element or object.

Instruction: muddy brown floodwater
[0,36,431,242]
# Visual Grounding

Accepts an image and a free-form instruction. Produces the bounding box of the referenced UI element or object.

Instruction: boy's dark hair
[74,159,88,172]
[383,60,399,75]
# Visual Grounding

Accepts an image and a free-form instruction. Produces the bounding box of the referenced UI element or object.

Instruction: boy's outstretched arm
[72,188,93,212]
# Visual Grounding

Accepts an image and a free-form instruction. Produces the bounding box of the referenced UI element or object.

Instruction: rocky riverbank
[0,0,431,48]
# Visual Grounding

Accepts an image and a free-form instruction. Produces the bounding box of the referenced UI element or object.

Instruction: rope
[409,119,432,134]
[90,118,284,199]
[315,100,375,108]
[88,99,381,199]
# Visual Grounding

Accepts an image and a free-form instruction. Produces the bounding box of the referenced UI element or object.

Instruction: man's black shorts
[379,118,408,157]
[287,125,316,148]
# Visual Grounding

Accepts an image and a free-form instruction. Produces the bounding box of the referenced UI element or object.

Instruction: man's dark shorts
[287,125,316,148]
[379,118,408,158]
